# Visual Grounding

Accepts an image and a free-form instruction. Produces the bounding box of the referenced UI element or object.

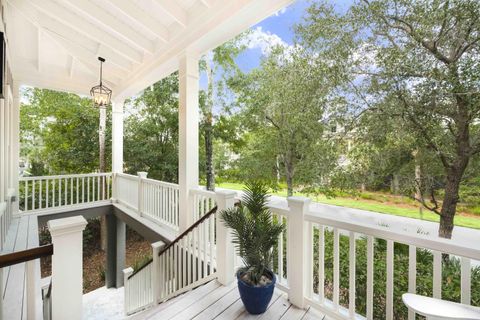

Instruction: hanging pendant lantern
[90,57,112,107]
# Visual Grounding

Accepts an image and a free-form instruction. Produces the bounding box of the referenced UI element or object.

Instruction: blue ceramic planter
[237,270,276,314]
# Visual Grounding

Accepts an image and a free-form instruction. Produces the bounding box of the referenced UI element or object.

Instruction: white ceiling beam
[104,0,169,42]
[153,0,188,27]
[199,0,214,8]
[68,56,75,78]
[7,0,126,82]
[63,0,155,54]
[47,31,126,80]
[25,0,144,63]
[11,0,135,72]
[36,28,42,72]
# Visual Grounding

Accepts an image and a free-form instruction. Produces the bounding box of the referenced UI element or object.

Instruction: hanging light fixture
[90,57,112,107]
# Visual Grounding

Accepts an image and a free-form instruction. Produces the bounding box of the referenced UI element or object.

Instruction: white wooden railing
[191,188,216,221]
[19,173,112,213]
[123,204,219,315]
[141,178,179,230]
[267,197,480,320]
[115,172,180,231]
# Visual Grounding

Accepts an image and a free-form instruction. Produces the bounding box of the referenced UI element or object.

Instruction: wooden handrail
[158,205,218,257]
[0,244,53,268]
[127,205,219,280]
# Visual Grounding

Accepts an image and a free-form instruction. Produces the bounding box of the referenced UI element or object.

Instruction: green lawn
[217,182,480,230]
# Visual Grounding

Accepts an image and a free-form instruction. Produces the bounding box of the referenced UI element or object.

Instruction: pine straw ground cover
[39,218,152,293]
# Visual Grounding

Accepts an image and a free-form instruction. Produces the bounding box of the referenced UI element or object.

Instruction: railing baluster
[46,179,49,209]
[39,179,42,209]
[433,250,442,299]
[70,177,73,205]
[386,240,394,320]
[76,178,79,204]
[318,224,325,304]
[52,179,55,207]
[64,178,67,205]
[349,231,356,318]
[333,227,339,309]
[32,180,36,211]
[408,245,417,320]
[278,215,283,281]
[461,257,471,305]
[366,235,374,320]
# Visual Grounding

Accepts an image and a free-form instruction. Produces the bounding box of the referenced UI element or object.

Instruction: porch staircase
[123,205,220,316]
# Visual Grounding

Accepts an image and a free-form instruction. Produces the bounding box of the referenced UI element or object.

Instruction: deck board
[138,281,329,320]
[1,215,41,320]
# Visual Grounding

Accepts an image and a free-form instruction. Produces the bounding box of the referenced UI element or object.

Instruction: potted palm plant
[220,181,285,314]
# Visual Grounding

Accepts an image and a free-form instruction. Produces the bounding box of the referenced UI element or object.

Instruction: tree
[233,47,338,196]
[297,0,480,238]
[124,74,179,182]
[200,35,248,191]
[20,88,111,174]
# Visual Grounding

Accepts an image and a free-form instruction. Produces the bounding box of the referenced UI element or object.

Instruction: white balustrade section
[141,178,179,230]
[191,188,216,222]
[123,264,154,315]
[19,173,112,213]
[157,208,218,302]
[115,173,139,210]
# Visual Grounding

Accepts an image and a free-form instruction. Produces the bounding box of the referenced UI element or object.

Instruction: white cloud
[242,26,293,56]
[274,7,287,16]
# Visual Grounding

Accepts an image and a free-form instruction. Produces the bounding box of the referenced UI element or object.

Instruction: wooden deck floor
[130,281,329,320]
[1,214,42,320]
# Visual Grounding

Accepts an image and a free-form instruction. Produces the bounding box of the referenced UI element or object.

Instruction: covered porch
[0,0,479,320]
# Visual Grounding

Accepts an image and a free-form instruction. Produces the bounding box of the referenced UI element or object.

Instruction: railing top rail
[158,205,219,257]
[191,187,216,197]
[20,172,112,181]
[115,173,138,181]
[0,244,54,268]
[142,178,179,189]
[127,257,153,280]
[305,210,480,261]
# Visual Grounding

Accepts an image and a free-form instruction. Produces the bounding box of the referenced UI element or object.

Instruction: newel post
[137,172,148,216]
[48,216,87,320]
[215,190,236,285]
[122,267,133,315]
[151,241,165,305]
[287,197,310,309]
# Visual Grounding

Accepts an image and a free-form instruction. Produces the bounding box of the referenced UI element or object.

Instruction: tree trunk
[285,158,294,197]
[99,107,107,251]
[438,164,466,239]
[205,62,215,191]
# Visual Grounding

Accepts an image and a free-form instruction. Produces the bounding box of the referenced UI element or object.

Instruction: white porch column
[11,83,20,214]
[111,100,124,174]
[178,52,199,232]
[0,85,4,203]
[215,190,236,285]
[287,197,310,309]
[48,216,87,320]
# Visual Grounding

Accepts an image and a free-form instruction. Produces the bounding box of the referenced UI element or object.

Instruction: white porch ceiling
[4,0,293,100]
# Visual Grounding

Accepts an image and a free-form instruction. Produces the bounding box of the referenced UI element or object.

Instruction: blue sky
[199,0,355,89]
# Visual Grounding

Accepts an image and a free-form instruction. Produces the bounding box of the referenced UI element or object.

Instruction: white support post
[123,267,133,315]
[11,83,20,207]
[178,52,199,232]
[26,259,39,320]
[287,196,310,309]
[215,190,236,285]
[137,172,148,216]
[48,216,87,320]
[112,100,124,173]
[151,241,165,305]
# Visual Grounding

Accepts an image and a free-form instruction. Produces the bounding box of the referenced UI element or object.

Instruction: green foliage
[124,74,179,182]
[20,88,111,174]
[220,181,284,285]
[314,230,480,319]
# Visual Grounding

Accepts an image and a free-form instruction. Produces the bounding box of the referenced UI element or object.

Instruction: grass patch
[217,182,480,230]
